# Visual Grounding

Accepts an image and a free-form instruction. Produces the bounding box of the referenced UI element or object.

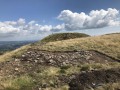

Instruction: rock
[22,55,25,58]
[15,68,19,71]
[63,62,67,65]
[15,59,20,62]
[27,52,31,54]
[37,58,40,60]
[86,56,91,60]
[34,60,38,63]
[49,59,54,63]
[42,83,47,88]
[38,88,42,90]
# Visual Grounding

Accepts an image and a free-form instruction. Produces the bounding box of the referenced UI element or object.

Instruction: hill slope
[0,33,120,90]
[39,33,120,60]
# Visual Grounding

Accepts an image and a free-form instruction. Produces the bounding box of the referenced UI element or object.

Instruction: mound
[40,33,90,43]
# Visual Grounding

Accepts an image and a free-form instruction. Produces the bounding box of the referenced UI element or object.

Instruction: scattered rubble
[0,49,119,90]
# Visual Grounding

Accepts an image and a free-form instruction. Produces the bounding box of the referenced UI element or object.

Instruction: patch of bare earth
[69,68,120,90]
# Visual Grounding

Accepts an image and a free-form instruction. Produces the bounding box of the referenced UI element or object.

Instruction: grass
[0,33,120,62]
[0,75,34,90]
[0,45,31,62]
[0,33,89,62]
[39,33,120,59]
[0,33,120,89]
[94,82,120,90]
[0,63,120,90]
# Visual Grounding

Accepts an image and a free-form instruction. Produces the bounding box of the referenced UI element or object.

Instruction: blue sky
[0,0,120,41]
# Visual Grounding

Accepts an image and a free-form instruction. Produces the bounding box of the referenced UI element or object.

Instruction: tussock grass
[0,63,120,90]
[0,75,34,90]
[39,33,120,59]
[40,66,60,76]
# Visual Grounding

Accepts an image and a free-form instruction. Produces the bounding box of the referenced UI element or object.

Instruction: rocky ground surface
[20,49,119,66]
[0,49,118,76]
[0,49,120,90]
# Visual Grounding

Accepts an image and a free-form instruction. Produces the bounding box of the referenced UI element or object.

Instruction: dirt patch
[69,68,120,90]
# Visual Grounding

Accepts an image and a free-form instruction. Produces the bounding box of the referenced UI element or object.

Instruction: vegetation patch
[0,75,34,90]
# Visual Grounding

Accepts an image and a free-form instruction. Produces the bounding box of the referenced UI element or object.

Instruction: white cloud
[51,24,65,32]
[17,18,26,25]
[0,8,120,40]
[0,22,20,34]
[0,18,65,38]
[58,8,120,30]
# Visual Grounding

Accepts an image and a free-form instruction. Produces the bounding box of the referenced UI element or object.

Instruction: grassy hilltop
[39,33,120,60]
[40,33,89,43]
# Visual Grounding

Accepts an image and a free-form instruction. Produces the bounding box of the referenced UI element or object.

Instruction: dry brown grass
[0,33,120,62]
[95,82,120,90]
[0,45,31,62]
[39,33,120,59]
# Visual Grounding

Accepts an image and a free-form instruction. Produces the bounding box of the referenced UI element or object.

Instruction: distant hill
[40,33,90,43]
[0,41,36,55]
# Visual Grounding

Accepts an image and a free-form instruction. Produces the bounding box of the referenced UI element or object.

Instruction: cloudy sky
[0,0,120,41]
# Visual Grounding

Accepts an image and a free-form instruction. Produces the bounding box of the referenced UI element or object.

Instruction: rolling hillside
[0,33,120,90]
[39,33,120,60]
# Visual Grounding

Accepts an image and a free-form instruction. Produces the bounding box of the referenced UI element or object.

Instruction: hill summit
[40,33,90,43]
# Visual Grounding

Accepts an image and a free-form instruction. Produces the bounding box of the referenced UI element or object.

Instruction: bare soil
[69,68,120,90]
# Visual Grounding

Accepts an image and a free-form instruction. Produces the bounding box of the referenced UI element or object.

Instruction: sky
[0,0,120,41]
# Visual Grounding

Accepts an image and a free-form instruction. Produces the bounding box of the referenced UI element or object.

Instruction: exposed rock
[18,50,118,67]
[15,67,19,71]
